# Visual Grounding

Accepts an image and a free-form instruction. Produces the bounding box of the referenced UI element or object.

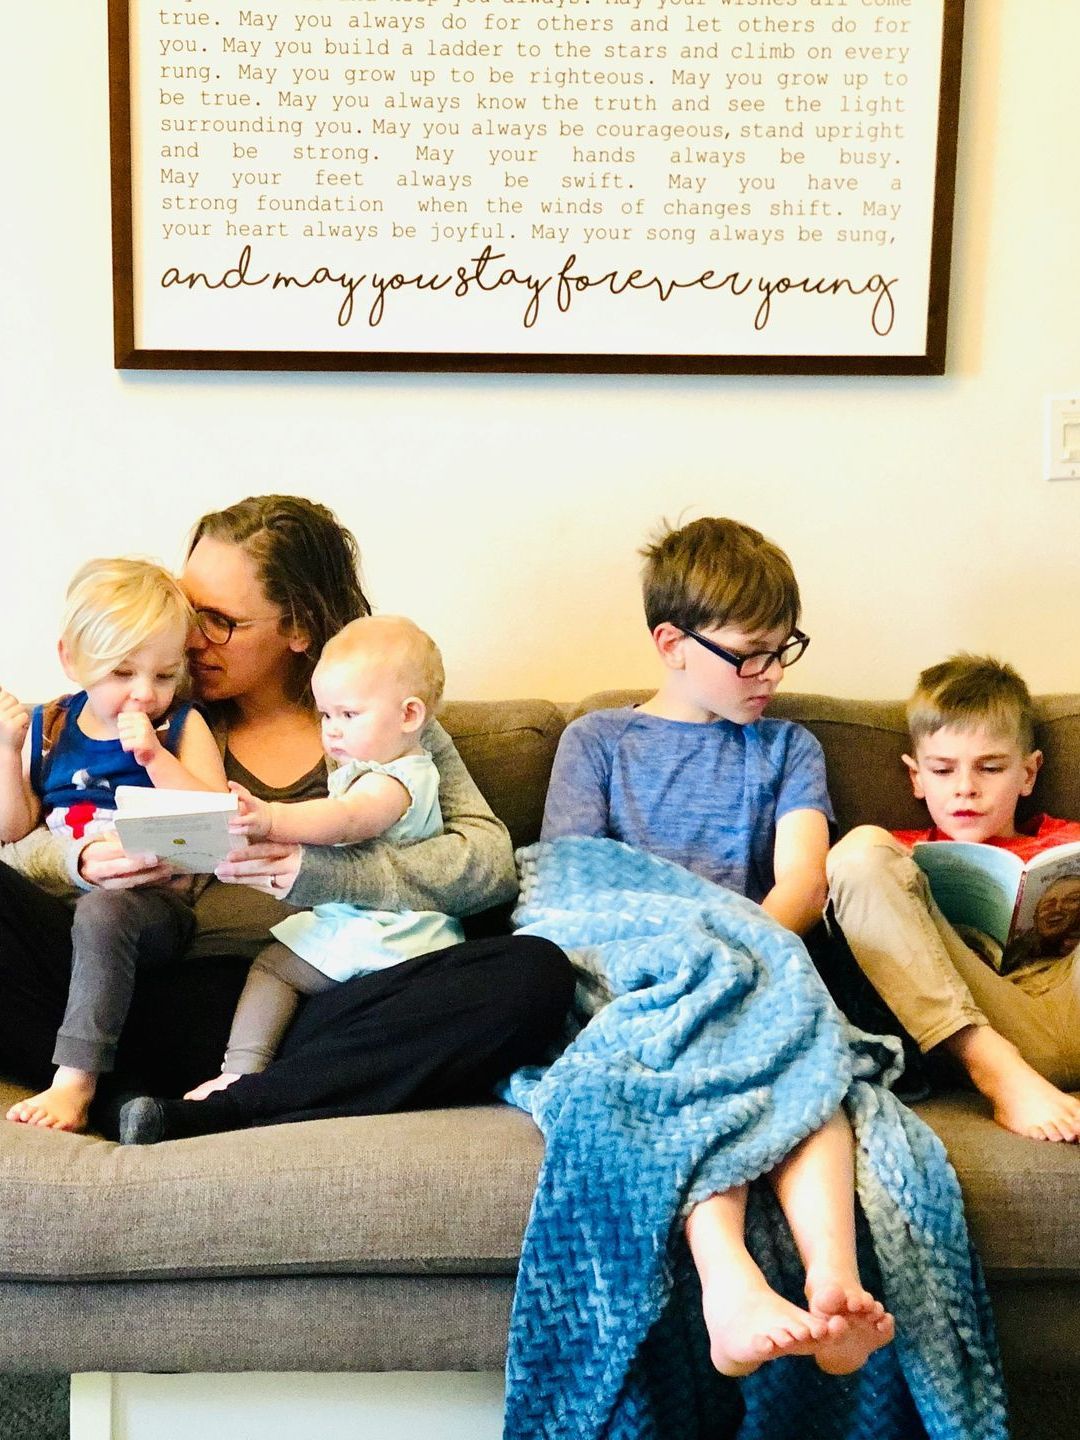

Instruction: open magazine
[113,787,241,874]
[913,839,1080,974]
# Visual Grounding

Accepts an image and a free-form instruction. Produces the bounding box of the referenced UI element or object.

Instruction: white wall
[2,2,1078,705]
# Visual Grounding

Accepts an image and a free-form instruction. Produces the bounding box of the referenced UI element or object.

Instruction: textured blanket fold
[500,837,1008,1440]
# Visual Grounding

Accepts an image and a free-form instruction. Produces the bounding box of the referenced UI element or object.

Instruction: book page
[113,787,240,872]
[1008,852,1080,966]
[113,786,238,815]
[912,841,1022,950]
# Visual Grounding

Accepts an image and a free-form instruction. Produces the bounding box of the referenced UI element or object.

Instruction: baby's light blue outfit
[271,753,464,981]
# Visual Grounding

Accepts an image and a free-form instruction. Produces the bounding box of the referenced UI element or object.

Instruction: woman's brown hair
[188,495,371,703]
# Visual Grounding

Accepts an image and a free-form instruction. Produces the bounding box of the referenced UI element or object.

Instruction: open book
[113,787,242,874]
[913,839,1080,973]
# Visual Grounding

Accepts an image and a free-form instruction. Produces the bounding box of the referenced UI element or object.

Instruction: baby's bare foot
[805,1275,894,1375]
[5,1068,97,1132]
[701,1279,839,1377]
[184,1072,241,1101]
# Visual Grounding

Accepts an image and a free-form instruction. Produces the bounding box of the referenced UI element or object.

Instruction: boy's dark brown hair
[640,516,801,636]
[907,654,1037,754]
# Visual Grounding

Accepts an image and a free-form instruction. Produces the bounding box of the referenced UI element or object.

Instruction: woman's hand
[78,835,175,890]
[215,840,301,898]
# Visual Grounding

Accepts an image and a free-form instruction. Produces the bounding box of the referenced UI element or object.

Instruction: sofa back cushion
[444,691,1080,845]
[440,700,566,852]
[772,692,1080,835]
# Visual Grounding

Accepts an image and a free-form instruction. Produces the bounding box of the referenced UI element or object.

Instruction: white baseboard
[70,1371,505,1440]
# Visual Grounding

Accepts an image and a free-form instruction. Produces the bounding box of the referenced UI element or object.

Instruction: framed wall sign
[108,0,964,373]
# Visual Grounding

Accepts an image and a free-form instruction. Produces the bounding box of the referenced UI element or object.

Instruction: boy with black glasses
[828,654,1080,1144]
[542,516,894,1379]
[544,516,827,933]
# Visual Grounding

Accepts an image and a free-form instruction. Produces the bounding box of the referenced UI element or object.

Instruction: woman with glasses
[0,496,573,1134]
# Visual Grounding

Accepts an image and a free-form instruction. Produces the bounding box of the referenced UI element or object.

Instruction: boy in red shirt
[828,654,1080,1143]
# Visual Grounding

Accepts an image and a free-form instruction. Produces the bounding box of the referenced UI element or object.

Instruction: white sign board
[109,0,964,371]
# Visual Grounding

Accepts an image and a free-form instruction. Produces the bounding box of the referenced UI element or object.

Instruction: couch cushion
[1030,696,1080,825]
[5,1077,1078,1289]
[570,688,928,834]
[0,1273,516,1373]
[914,1091,1080,1276]
[571,690,1080,836]
[440,699,565,850]
[0,1097,543,1283]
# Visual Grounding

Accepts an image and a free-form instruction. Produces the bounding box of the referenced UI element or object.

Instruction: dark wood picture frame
[109,0,964,375]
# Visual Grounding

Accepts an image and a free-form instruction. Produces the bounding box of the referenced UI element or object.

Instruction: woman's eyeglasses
[681,628,810,679]
[193,608,278,646]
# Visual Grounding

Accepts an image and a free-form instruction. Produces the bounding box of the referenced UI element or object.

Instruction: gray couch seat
[0,1092,540,1284]
[0,1077,538,1373]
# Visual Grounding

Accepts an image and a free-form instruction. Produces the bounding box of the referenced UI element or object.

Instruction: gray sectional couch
[2,689,1079,1435]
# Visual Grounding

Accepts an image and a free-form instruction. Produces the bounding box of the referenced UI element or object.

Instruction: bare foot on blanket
[184,1072,241,1101]
[6,1067,97,1132]
[946,1028,1080,1143]
[700,1277,842,1377]
[805,1274,895,1375]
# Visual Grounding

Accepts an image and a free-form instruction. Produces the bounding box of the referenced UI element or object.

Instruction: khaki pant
[827,828,1080,1090]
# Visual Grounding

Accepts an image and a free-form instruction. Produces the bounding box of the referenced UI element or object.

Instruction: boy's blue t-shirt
[541,707,834,903]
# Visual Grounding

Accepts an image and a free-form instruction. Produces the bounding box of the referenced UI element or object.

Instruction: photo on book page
[1005,859,1080,969]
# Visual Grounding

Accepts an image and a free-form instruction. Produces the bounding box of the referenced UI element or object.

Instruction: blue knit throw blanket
[500,838,1008,1440]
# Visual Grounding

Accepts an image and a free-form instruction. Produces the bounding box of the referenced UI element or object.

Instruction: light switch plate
[1045,394,1080,480]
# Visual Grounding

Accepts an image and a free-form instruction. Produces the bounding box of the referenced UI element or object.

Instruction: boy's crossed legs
[686,1110,894,1377]
[829,827,1080,1143]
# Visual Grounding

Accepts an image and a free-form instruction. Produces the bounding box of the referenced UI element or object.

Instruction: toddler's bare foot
[5,1068,97,1132]
[947,1027,1080,1142]
[184,1072,241,1101]
[805,1274,894,1375]
[701,1278,841,1377]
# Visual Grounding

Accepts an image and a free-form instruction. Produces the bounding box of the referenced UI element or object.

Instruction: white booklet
[113,787,242,873]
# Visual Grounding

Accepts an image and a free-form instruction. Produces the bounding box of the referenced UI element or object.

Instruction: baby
[186,614,464,1099]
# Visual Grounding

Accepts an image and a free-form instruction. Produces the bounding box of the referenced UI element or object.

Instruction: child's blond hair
[319,615,445,713]
[61,558,193,687]
[907,654,1036,754]
[640,517,801,636]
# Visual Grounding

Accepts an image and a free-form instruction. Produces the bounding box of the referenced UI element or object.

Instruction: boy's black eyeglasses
[681,628,810,678]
